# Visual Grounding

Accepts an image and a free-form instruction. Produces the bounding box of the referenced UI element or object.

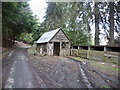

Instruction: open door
[53,42,60,56]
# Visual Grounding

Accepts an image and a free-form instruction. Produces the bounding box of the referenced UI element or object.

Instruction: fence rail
[71,45,120,64]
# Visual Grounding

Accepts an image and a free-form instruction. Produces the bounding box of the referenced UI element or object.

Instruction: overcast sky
[28,0,47,22]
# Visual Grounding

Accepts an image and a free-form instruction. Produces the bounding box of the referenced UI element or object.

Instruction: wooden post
[71,46,73,56]
[47,42,50,56]
[103,46,106,62]
[104,46,107,51]
[87,46,90,59]
[60,42,62,56]
[77,46,79,57]
[52,42,54,56]
[70,43,72,56]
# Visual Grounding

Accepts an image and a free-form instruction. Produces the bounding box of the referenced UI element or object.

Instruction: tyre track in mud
[26,56,62,88]
[77,62,93,88]
[28,55,88,88]
[54,58,87,88]
[25,49,119,88]
[90,69,120,88]
[80,62,119,88]
[68,57,119,88]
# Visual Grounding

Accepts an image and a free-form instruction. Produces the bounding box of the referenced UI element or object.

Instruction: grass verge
[69,56,119,76]
[27,48,35,54]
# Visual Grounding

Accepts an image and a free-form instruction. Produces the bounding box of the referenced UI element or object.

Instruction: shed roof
[36,28,61,43]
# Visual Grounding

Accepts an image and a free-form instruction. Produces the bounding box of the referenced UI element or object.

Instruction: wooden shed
[36,28,71,56]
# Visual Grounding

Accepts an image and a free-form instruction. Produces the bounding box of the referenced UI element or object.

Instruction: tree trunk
[94,2,100,45]
[109,2,114,46]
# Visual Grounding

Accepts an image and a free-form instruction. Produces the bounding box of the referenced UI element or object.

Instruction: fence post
[77,46,79,57]
[103,46,106,62]
[87,46,90,59]
[71,46,73,56]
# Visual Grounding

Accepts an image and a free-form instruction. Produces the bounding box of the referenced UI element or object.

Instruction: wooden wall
[47,42,53,56]
[50,30,69,42]
[50,29,71,56]
[60,42,71,56]
[36,43,47,54]
[37,29,71,56]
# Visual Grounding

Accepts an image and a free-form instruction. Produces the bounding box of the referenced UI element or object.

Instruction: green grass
[90,61,119,73]
[1,48,14,59]
[102,85,110,88]
[70,56,119,75]
[27,48,35,54]
[71,56,87,62]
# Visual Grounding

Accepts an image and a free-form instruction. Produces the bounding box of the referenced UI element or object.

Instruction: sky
[28,0,47,22]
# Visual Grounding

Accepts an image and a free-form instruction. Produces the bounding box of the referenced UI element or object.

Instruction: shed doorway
[53,42,60,56]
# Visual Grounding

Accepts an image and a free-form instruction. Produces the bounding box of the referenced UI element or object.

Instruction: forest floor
[2,43,120,88]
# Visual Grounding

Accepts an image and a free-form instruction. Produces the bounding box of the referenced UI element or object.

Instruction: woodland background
[2,1,120,47]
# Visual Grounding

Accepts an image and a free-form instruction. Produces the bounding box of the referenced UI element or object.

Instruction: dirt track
[28,51,119,88]
[2,48,120,88]
[2,48,40,88]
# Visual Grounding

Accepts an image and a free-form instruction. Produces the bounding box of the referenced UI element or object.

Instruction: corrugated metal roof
[36,28,61,43]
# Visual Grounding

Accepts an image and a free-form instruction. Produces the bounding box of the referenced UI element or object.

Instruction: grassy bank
[69,56,119,76]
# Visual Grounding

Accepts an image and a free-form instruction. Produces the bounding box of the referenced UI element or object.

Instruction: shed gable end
[50,29,69,42]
